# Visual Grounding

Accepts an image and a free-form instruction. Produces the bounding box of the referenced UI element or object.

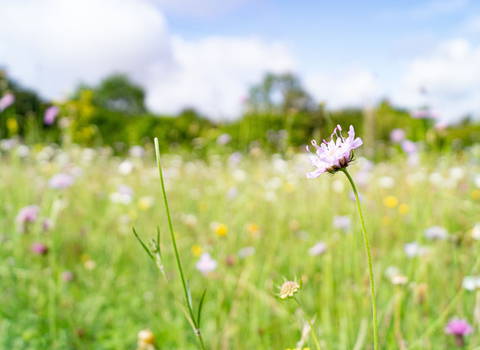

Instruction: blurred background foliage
[1,69,478,158]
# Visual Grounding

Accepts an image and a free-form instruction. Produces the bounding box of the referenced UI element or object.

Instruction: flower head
[424,226,448,240]
[306,125,363,178]
[278,280,301,299]
[48,173,75,189]
[62,271,74,282]
[31,243,48,256]
[333,215,351,231]
[137,329,156,349]
[16,205,40,224]
[404,242,427,258]
[0,93,15,112]
[44,106,59,125]
[390,128,406,143]
[196,252,217,275]
[308,241,327,256]
[445,318,473,336]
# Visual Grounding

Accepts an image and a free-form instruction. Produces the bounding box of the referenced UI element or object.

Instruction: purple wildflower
[48,173,75,189]
[31,243,48,256]
[16,205,40,224]
[42,218,54,231]
[309,241,327,256]
[424,226,448,240]
[44,106,59,125]
[306,125,363,178]
[217,133,232,146]
[445,318,473,347]
[62,271,74,282]
[0,93,15,112]
[401,140,418,154]
[333,215,351,231]
[390,128,406,143]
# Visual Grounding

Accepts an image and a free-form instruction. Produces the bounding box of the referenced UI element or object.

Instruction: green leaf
[197,287,207,328]
[186,280,194,312]
[132,227,154,261]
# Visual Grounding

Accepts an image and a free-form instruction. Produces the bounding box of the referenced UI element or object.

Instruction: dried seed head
[138,329,156,347]
[279,281,300,299]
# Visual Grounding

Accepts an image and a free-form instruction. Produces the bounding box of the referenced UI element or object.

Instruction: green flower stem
[342,168,378,350]
[154,138,206,350]
[293,296,321,350]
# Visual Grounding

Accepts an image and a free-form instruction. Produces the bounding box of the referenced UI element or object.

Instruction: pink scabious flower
[333,215,351,231]
[306,125,363,178]
[48,173,75,189]
[0,93,15,112]
[445,318,473,347]
[390,128,406,143]
[309,241,327,256]
[16,205,40,224]
[424,226,448,240]
[401,140,418,154]
[44,106,59,125]
[31,242,48,256]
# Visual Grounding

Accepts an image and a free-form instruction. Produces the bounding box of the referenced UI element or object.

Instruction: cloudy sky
[0,0,479,122]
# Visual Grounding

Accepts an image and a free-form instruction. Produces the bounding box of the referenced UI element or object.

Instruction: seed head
[279,281,300,299]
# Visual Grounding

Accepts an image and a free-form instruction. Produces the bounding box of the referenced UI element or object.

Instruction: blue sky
[0,0,479,121]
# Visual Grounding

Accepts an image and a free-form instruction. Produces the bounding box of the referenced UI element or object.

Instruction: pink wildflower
[0,93,15,112]
[44,106,59,125]
[31,243,48,256]
[390,128,406,143]
[196,252,217,275]
[48,173,74,189]
[445,318,473,347]
[16,205,40,224]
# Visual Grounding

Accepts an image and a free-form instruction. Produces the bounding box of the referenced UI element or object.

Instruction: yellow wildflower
[284,182,296,193]
[472,190,480,200]
[246,223,260,236]
[191,244,203,257]
[214,223,228,237]
[383,196,398,208]
[6,118,18,134]
[382,216,392,226]
[138,196,154,211]
[398,203,409,215]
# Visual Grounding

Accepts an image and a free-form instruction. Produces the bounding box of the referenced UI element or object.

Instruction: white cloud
[0,0,296,119]
[304,67,384,109]
[0,0,170,97]
[392,38,480,121]
[145,36,296,119]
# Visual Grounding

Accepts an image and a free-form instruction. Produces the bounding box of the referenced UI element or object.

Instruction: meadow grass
[1,144,479,349]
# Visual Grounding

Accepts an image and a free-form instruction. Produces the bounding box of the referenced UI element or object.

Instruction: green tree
[246,72,314,114]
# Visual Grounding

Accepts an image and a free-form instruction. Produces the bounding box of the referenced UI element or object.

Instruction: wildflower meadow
[2,124,480,349]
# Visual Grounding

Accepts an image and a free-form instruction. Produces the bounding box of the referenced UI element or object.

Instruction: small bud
[137,329,156,349]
